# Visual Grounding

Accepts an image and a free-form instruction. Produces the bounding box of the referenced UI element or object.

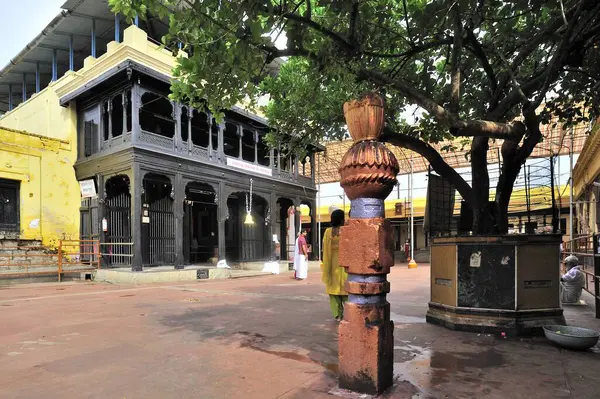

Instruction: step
[229,270,273,279]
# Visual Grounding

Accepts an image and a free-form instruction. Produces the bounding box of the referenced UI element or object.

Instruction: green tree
[110,0,600,233]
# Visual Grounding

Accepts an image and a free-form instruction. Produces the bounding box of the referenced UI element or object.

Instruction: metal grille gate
[80,197,100,263]
[148,196,175,265]
[104,191,132,267]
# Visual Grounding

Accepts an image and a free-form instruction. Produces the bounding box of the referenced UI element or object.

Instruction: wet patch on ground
[393,340,507,397]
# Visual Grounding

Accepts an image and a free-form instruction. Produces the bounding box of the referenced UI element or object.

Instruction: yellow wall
[574,118,600,198]
[0,127,79,246]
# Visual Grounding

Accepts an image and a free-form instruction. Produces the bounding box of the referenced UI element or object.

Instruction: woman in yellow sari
[321,209,347,321]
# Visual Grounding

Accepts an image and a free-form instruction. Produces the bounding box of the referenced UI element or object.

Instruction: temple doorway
[142,173,175,266]
[183,182,218,264]
[103,175,132,267]
[225,192,269,263]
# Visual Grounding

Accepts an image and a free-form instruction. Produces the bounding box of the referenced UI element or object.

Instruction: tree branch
[491,0,597,109]
[530,0,586,111]
[517,109,543,163]
[465,29,497,94]
[304,0,311,19]
[280,11,355,52]
[349,1,359,44]
[381,127,473,205]
[402,0,413,44]
[359,67,526,139]
[449,6,463,114]
[363,38,453,59]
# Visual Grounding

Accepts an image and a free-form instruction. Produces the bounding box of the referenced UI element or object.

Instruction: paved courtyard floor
[1,265,599,399]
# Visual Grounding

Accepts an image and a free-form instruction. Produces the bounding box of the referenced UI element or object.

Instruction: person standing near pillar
[321,209,348,321]
[294,229,309,280]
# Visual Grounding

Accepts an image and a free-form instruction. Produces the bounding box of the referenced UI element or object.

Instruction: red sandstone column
[338,93,399,395]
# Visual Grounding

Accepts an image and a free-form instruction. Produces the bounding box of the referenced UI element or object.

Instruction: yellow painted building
[0,127,79,246]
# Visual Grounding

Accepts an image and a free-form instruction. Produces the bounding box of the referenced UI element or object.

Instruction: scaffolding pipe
[570,128,574,241]
[410,158,414,261]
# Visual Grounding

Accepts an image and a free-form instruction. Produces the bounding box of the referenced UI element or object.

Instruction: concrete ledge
[93,266,231,284]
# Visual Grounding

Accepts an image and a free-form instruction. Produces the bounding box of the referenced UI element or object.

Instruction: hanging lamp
[244,178,255,225]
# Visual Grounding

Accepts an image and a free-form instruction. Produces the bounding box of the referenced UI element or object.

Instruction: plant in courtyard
[110,0,600,234]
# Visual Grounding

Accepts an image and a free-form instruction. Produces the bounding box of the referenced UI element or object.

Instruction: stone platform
[93,266,234,284]
[92,262,321,285]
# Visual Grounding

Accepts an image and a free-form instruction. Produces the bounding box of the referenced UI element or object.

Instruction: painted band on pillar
[350,198,385,219]
[348,294,387,305]
[347,274,386,283]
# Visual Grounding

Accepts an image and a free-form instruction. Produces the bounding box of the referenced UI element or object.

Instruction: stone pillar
[254,130,259,164]
[337,93,399,395]
[310,152,316,183]
[173,102,182,152]
[237,125,243,159]
[174,173,184,269]
[277,144,281,174]
[131,164,143,271]
[131,83,141,144]
[217,182,227,261]
[122,91,128,136]
[217,121,225,162]
[207,112,213,158]
[187,107,193,155]
[97,174,106,264]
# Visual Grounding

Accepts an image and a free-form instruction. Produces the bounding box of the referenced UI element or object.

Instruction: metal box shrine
[71,64,319,270]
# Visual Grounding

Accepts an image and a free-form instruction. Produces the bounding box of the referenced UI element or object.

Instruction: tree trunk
[471,137,493,234]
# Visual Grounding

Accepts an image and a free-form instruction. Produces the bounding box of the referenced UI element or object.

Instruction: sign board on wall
[79,179,97,198]
[226,158,273,177]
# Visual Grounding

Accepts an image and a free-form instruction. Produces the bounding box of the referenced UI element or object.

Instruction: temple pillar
[237,125,243,159]
[217,182,227,261]
[338,93,398,395]
[217,121,225,161]
[254,130,259,164]
[173,102,182,151]
[131,164,143,271]
[174,173,184,269]
[131,83,141,144]
[207,112,213,158]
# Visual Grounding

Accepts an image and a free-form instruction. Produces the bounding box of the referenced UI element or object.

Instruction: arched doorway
[104,175,132,267]
[142,173,175,266]
[183,182,218,264]
[225,192,270,263]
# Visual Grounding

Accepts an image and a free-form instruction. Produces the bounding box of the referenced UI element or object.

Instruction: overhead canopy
[0,0,171,114]
[316,122,590,184]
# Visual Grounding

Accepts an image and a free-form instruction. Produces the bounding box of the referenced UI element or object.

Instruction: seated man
[560,255,586,304]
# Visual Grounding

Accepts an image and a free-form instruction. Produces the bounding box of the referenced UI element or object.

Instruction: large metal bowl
[543,325,600,350]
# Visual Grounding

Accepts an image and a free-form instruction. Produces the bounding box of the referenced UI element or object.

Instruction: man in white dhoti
[292,233,300,278]
[293,229,309,280]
